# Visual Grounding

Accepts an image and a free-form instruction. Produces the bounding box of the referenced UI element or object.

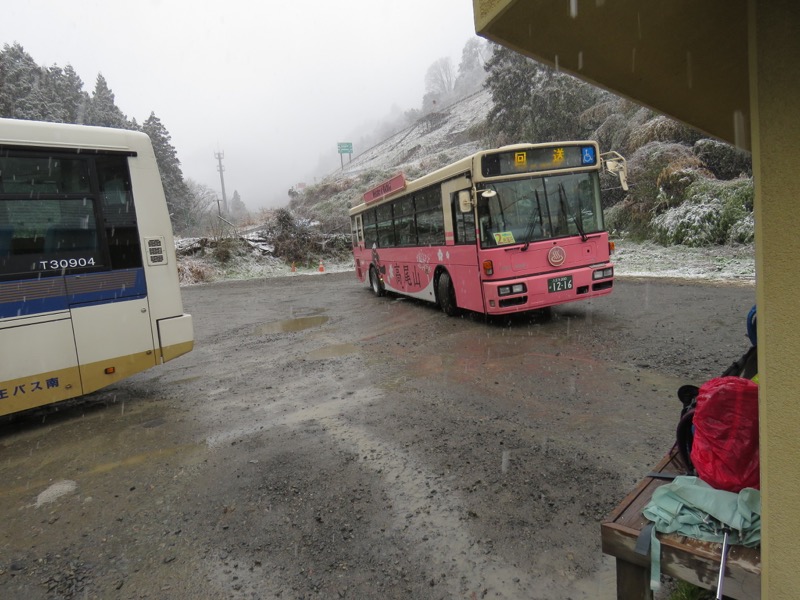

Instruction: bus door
[352,214,363,248]
[440,177,484,314]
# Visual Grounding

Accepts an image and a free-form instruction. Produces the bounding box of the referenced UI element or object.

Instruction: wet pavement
[0,272,754,599]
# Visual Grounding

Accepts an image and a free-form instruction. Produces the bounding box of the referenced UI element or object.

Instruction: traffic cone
[318,260,325,272]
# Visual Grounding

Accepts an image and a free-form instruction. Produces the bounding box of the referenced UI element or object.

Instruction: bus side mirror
[606,160,629,191]
[458,190,473,213]
[601,151,629,191]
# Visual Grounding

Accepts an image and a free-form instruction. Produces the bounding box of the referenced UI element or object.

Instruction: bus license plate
[547,275,573,293]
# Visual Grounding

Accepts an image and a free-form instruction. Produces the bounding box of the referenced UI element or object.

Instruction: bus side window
[416,187,445,246]
[363,209,377,247]
[394,197,415,246]
[376,204,394,247]
[451,192,475,245]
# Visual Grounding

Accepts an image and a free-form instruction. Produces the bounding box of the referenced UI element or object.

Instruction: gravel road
[0,272,755,599]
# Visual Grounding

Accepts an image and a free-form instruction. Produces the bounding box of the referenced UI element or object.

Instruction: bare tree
[454,38,492,97]
[423,57,456,113]
[179,179,219,235]
[425,57,455,96]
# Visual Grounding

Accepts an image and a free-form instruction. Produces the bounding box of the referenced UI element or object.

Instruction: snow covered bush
[613,142,704,239]
[177,257,221,285]
[651,177,754,246]
[651,200,726,246]
[628,115,703,150]
[654,161,713,211]
[727,213,755,244]
[693,139,752,180]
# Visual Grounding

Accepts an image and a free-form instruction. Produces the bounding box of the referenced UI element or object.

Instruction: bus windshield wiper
[559,183,587,242]
[522,190,544,251]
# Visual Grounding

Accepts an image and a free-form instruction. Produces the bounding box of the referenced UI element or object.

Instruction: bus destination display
[481,145,597,177]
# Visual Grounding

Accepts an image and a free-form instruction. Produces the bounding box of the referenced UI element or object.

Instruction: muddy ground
[0,273,755,599]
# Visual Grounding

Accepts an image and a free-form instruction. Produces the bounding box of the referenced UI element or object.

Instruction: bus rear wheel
[437,271,458,316]
[369,267,385,297]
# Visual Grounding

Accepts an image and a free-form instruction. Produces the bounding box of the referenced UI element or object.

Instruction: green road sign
[337,142,353,154]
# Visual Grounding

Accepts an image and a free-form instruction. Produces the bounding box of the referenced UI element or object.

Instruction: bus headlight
[498,283,527,296]
[593,267,614,280]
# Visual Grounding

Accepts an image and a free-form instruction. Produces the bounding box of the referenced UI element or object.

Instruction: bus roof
[348,140,600,216]
[0,118,154,156]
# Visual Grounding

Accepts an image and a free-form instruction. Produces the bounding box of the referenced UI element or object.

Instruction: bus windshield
[477,172,603,248]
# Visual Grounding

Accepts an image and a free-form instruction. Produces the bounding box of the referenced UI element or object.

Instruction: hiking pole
[716,527,731,599]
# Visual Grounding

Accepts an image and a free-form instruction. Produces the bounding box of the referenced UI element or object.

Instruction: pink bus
[349,141,628,316]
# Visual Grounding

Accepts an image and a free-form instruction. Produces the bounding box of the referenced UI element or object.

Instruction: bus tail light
[609,241,616,253]
[483,260,494,276]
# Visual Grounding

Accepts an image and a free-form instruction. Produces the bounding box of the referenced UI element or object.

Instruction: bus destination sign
[363,173,406,203]
[481,145,597,177]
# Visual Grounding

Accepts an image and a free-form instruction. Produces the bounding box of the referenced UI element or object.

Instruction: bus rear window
[0,151,142,281]
[0,155,90,194]
[0,198,102,278]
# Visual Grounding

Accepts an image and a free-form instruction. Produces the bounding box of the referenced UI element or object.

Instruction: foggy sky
[3,1,479,210]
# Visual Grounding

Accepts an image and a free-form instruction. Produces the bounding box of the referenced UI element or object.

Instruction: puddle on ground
[256,315,329,334]
[307,343,358,360]
[167,375,202,386]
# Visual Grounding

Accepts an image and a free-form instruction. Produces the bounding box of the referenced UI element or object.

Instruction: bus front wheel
[369,267,385,297]
[437,271,458,316]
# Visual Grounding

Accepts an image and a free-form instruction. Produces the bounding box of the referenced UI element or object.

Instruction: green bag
[641,475,761,592]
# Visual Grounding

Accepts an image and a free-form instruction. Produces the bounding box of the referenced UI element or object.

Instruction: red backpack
[688,376,760,492]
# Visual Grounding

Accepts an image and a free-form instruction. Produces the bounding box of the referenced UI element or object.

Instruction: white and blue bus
[0,118,193,417]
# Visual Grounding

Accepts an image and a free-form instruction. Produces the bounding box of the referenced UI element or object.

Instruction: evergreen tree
[142,112,190,227]
[230,190,249,223]
[484,46,602,144]
[85,74,129,128]
[0,45,89,124]
[0,43,48,120]
[38,65,71,123]
[48,64,90,124]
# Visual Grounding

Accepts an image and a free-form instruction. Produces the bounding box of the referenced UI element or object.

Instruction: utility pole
[214,151,229,215]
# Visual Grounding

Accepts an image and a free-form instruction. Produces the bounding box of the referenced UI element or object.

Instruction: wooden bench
[600,449,761,599]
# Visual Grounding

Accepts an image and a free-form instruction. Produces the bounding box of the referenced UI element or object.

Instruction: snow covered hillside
[328,90,492,182]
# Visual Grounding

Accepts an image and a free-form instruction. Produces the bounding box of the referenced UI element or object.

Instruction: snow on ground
[612,240,754,283]
[177,239,755,286]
